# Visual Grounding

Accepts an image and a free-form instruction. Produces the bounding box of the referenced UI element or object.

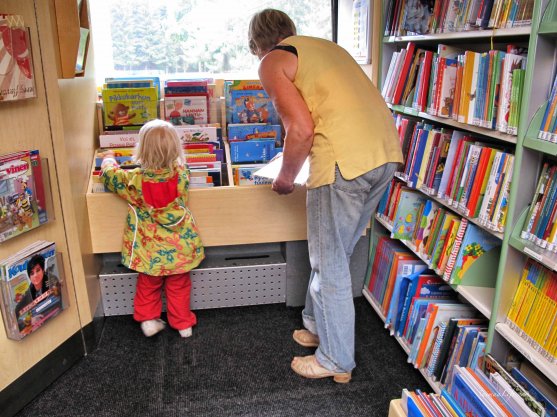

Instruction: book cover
[450,368,497,417]
[229,89,279,124]
[429,212,458,271]
[102,87,159,128]
[228,124,282,145]
[512,363,557,417]
[436,217,462,276]
[0,15,37,101]
[164,94,209,125]
[448,222,501,285]
[392,189,427,241]
[392,42,417,104]
[0,151,43,242]
[253,153,308,185]
[0,241,63,340]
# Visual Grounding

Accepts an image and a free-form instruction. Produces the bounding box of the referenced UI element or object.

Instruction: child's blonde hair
[135,119,183,170]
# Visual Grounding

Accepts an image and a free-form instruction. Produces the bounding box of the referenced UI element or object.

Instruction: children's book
[392,189,427,241]
[102,87,159,128]
[164,95,209,125]
[511,365,557,417]
[228,124,282,145]
[0,240,64,340]
[447,223,502,285]
[384,264,429,334]
[253,153,308,185]
[229,89,279,124]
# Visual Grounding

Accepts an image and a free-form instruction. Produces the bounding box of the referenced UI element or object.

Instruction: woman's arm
[258,50,314,195]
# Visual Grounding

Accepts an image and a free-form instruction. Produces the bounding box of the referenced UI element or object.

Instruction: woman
[248,9,403,382]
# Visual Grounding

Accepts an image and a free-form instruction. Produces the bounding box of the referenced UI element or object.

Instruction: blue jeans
[302,162,398,373]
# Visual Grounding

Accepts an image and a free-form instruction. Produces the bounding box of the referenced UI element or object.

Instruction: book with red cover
[392,42,417,105]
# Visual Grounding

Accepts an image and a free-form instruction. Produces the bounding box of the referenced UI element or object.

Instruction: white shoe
[140,319,166,337]
[178,327,192,338]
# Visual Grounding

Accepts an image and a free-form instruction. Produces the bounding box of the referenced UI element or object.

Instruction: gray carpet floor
[15,297,430,417]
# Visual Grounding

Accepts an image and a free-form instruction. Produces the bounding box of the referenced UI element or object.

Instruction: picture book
[0,15,37,101]
[232,164,272,186]
[228,124,282,145]
[392,189,427,241]
[0,151,45,242]
[229,140,278,164]
[384,264,429,334]
[253,153,308,185]
[0,240,64,340]
[229,89,279,125]
[164,94,209,125]
[489,372,541,417]
[429,211,458,271]
[382,251,426,314]
[395,274,452,337]
[105,76,161,98]
[102,87,159,128]
[448,223,501,285]
[442,218,469,282]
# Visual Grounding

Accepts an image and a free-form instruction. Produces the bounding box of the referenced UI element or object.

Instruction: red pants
[133,272,196,330]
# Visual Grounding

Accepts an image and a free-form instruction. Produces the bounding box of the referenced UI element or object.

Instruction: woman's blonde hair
[135,119,183,170]
[248,9,297,56]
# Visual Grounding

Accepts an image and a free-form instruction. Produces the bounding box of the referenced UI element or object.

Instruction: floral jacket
[101,161,204,276]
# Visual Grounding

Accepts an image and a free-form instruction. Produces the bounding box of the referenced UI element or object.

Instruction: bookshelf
[371,0,557,397]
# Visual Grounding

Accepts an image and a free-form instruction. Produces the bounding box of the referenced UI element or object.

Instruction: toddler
[101,119,204,337]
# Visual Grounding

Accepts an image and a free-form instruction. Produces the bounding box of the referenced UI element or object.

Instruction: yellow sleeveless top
[282,36,403,188]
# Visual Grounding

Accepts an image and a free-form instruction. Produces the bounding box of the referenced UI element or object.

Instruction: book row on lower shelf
[0,240,67,341]
[383,41,527,136]
[392,353,556,417]
[364,229,557,394]
[394,114,514,234]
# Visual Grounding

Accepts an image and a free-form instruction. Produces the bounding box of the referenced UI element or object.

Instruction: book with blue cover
[227,124,282,145]
[392,189,427,241]
[229,89,279,124]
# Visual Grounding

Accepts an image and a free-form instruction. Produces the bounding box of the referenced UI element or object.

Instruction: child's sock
[178,327,192,338]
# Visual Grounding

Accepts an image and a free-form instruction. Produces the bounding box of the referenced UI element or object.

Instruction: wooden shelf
[86,183,308,253]
[52,0,90,78]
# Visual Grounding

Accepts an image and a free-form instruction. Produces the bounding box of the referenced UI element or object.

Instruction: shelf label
[523,247,543,262]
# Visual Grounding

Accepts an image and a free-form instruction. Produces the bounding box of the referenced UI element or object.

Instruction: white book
[253,153,309,186]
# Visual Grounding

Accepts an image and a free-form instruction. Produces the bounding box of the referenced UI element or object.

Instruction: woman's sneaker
[140,319,166,337]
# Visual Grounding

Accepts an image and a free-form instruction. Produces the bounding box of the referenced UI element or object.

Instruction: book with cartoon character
[0,150,45,243]
[229,89,279,125]
[0,240,65,340]
[102,87,159,129]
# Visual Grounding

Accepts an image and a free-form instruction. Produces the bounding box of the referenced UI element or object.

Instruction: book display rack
[371,0,557,407]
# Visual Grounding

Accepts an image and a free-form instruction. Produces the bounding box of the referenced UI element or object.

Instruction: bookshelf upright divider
[370,0,557,393]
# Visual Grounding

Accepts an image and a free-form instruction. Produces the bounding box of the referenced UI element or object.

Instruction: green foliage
[106,0,332,75]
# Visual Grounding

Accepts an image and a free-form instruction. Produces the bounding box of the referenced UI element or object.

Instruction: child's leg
[134,273,164,322]
[164,272,197,330]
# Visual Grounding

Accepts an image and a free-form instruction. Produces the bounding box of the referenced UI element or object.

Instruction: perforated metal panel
[99,252,286,316]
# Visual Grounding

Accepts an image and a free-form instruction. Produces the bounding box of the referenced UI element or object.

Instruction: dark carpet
[15,297,429,417]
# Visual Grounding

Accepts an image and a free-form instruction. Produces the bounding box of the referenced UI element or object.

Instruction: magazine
[0,241,65,340]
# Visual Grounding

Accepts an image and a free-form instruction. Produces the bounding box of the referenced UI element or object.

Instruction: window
[89,0,333,84]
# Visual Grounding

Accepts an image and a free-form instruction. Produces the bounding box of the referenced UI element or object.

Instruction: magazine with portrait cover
[0,240,66,340]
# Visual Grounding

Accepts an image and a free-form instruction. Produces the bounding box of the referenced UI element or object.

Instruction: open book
[253,153,309,185]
